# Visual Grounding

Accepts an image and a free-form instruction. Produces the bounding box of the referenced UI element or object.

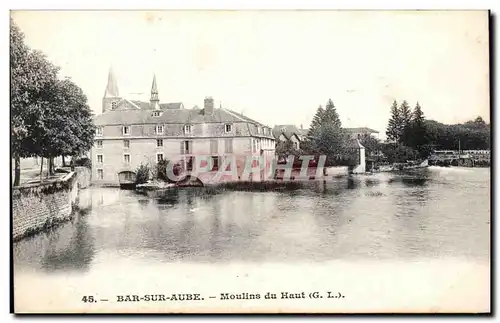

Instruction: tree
[359,134,381,156]
[323,99,342,128]
[275,140,300,160]
[398,100,412,143]
[315,123,346,166]
[386,100,401,142]
[10,19,30,186]
[307,105,325,140]
[380,142,419,163]
[306,99,347,166]
[11,20,59,184]
[11,19,95,182]
[135,164,151,184]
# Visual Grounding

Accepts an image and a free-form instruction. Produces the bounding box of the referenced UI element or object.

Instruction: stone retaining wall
[12,168,91,241]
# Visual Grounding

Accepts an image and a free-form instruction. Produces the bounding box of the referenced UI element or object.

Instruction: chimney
[204,97,214,115]
[300,124,303,129]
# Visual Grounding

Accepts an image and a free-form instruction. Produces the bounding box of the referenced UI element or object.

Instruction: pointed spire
[150,74,160,110]
[104,67,119,98]
[150,74,159,101]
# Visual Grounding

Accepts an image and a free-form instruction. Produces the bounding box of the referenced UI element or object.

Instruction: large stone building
[92,69,276,185]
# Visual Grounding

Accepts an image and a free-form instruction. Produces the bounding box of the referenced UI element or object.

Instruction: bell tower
[150,74,160,110]
[102,67,121,113]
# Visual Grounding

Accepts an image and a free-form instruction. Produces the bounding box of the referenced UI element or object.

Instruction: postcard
[11,10,490,314]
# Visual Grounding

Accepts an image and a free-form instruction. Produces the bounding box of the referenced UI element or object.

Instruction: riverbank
[12,167,91,241]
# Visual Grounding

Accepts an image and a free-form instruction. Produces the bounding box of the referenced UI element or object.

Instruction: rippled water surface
[14,167,490,271]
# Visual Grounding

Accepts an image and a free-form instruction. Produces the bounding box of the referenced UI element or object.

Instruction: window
[157,153,164,162]
[184,124,192,134]
[294,141,299,150]
[225,124,233,133]
[124,140,130,148]
[252,139,260,153]
[186,156,194,171]
[281,127,287,133]
[96,127,103,136]
[211,156,219,171]
[224,139,233,153]
[181,140,192,154]
[97,169,103,180]
[124,154,130,164]
[123,126,130,135]
[152,111,161,117]
[111,102,117,110]
[157,139,163,147]
[257,126,261,134]
[97,154,103,164]
[96,140,103,148]
[210,139,218,155]
[155,125,164,134]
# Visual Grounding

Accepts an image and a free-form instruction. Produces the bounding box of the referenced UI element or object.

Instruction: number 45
[81,296,96,303]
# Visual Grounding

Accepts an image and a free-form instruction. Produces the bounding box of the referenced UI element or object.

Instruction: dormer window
[155,125,164,134]
[281,127,287,133]
[257,126,261,134]
[225,124,233,133]
[152,111,162,117]
[122,126,130,135]
[96,127,103,136]
[184,124,192,134]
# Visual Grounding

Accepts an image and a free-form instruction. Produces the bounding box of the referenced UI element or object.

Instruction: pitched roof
[272,125,300,140]
[130,100,183,110]
[272,125,310,140]
[344,127,379,134]
[94,104,273,135]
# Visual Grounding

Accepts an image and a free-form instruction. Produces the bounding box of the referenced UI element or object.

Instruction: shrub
[156,159,170,182]
[135,164,150,184]
[73,157,91,169]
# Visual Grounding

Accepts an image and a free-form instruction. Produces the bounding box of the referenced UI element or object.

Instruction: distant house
[272,125,308,150]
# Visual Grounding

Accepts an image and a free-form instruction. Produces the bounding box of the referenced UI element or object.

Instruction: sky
[11,10,489,139]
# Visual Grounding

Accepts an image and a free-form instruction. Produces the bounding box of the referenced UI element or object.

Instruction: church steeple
[150,74,160,110]
[102,66,121,113]
[104,67,119,98]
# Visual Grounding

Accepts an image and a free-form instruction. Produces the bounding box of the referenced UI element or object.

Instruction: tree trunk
[13,155,21,186]
[62,155,66,167]
[48,157,54,176]
[40,157,44,182]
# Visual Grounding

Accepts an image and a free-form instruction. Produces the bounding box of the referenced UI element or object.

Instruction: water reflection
[41,209,95,272]
[13,168,490,273]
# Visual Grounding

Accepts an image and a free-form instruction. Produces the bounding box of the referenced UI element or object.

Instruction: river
[13,166,491,313]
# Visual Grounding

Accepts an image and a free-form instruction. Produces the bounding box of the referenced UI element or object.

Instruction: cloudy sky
[12,10,489,138]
